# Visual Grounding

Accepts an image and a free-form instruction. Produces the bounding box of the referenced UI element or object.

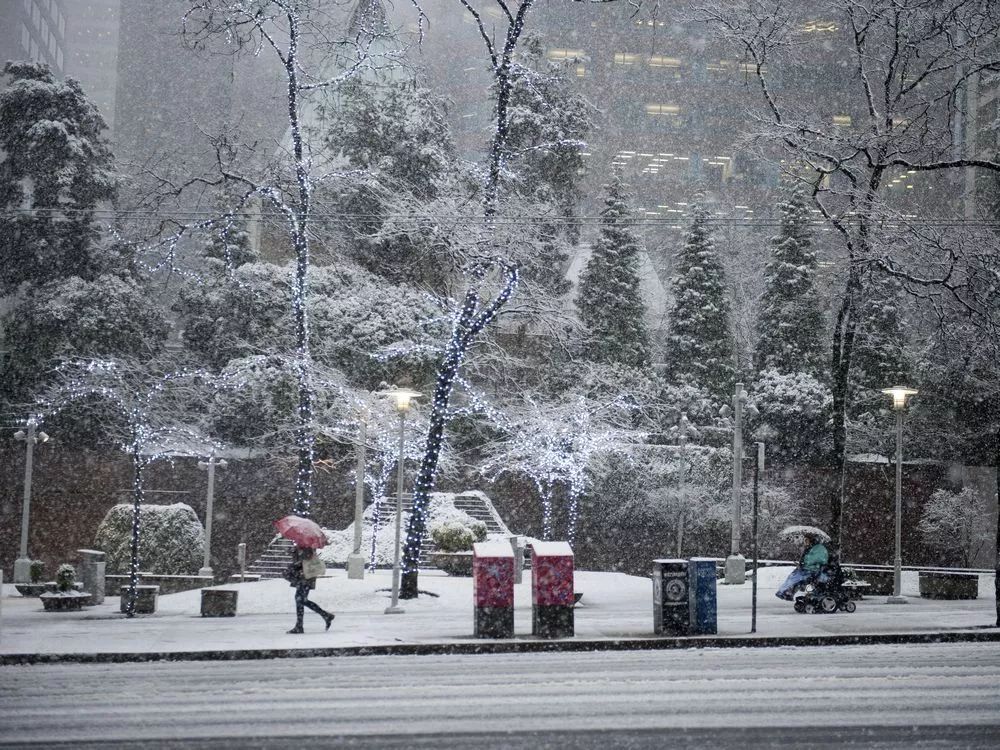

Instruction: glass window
[648,56,682,68]
[614,52,640,66]
[646,103,681,116]
[547,48,585,61]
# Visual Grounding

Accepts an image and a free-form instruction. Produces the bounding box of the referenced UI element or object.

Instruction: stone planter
[848,569,895,596]
[201,589,239,617]
[430,551,474,576]
[120,585,160,614]
[14,583,50,598]
[40,591,91,612]
[919,572,978,600]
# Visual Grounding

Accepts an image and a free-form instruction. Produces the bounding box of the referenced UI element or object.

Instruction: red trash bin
[531,541,574,638]
[473,541,515,638]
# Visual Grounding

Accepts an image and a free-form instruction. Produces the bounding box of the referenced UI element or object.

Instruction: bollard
[77,549,106,605]
[473,542,515,638]
[531,541,574,638]
[509,535,524,585]
[652,559,690,636]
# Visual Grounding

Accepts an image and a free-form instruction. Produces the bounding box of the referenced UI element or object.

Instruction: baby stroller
[793,563,857,614]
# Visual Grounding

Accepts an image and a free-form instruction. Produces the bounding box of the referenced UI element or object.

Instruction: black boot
[287,625,304,634]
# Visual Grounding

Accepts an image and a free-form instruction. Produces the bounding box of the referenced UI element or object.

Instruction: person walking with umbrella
[275,515,334,634]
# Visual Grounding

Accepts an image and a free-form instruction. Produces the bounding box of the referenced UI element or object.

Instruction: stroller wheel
[844,600,857,613]
[820,596,838,613]
[793,600,806,614]
[804,603,817,614]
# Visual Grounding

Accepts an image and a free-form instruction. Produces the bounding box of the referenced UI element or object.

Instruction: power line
[3,206,1000,229]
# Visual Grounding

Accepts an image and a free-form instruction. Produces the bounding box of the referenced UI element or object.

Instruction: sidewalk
[1,567,996,664]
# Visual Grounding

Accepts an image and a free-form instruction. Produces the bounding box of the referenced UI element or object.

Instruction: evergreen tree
[0,62,116,290]
[0,63,167,404]
[576,174,650,369]
[664,206,735,401]
[850,271,912,413]
[754,187,827,379]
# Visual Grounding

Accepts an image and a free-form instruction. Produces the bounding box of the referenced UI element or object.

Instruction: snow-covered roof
[473,542,514,558]
[530,541,574,557]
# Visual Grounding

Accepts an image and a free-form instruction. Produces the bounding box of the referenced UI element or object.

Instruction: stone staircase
[369,491,513,566]
[245,536,296,580]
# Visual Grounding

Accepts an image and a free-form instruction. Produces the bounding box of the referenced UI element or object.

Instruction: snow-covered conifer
[664,205,735,401]
[576,174,650,369]
[754,187,826,379]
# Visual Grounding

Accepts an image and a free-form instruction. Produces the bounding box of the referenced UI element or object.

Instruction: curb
[3,628,999,666]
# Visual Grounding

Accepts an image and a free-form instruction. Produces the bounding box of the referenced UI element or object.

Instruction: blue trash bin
[688,558,718,635]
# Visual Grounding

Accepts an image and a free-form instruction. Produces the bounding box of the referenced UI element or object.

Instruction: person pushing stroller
[776,532,829,601]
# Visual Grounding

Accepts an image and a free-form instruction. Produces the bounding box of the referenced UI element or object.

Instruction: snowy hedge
[94,503,205,575]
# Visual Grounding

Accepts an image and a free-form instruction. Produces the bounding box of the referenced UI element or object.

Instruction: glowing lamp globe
[881,386,918,410]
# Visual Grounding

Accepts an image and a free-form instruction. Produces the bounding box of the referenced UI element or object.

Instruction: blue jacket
[801,543,829,572]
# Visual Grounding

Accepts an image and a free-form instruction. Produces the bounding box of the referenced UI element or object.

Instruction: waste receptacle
[688,558,718,635]
[531,541,574,638]
[473,541,515,638]
[652,559,690,636]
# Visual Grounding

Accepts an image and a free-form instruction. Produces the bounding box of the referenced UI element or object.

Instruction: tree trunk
[125,451,144,618]
[400,340,464,599]
[995,428,999,627]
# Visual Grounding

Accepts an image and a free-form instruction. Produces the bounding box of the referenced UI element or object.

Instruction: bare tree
[133,0,409,518]
[37,359,216,617]
[699,0,1000,555]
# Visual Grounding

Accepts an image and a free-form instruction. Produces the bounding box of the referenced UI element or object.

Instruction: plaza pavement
[1,567,996,664]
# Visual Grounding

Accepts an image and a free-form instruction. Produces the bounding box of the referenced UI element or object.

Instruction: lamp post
[197,453,227,578]
[725,382,748,584]
[382,387,420,615]
[675,413,698,557]
[881,386,918,604]
[13,417,50,584]
[346,410,368,580]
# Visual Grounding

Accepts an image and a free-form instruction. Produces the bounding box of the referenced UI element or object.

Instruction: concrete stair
[370,492,513,566]
[245,536,296,579]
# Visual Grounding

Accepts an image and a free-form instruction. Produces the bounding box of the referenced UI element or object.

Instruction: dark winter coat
[284,548,316,589]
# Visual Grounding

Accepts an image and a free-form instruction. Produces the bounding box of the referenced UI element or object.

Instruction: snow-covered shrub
[750,369,831,464]
[919,487,992,567]
[430,520,487,553]
[55,564,76,592]
[94,503,205,575]
[29,560,45,583]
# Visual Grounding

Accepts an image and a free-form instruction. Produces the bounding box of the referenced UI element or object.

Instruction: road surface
[2,642,998,748]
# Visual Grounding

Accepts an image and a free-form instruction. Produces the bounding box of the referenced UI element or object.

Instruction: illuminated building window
[646,103,681,116]
[547,48,585,61]
[706,61,731,72]
[833,115,852,127]
[576,65,586,78]
[614,52,640,66]
[648,56,682,68]
[739,63,765,74]
[801,21,839,33]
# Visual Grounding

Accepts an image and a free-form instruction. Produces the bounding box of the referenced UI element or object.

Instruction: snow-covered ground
[0,567,994,657]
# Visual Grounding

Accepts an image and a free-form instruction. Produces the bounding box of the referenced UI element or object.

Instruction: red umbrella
[274,515,328,549]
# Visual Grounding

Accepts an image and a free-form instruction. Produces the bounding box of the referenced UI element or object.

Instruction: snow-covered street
[2,642,999,748]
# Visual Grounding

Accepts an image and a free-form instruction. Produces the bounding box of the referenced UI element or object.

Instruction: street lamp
[346,408,368,580]
[881,386,917,604]
[381,386,420,614]
[13,417,50,584]
[197,453,227,578]
[674,413,699,557]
